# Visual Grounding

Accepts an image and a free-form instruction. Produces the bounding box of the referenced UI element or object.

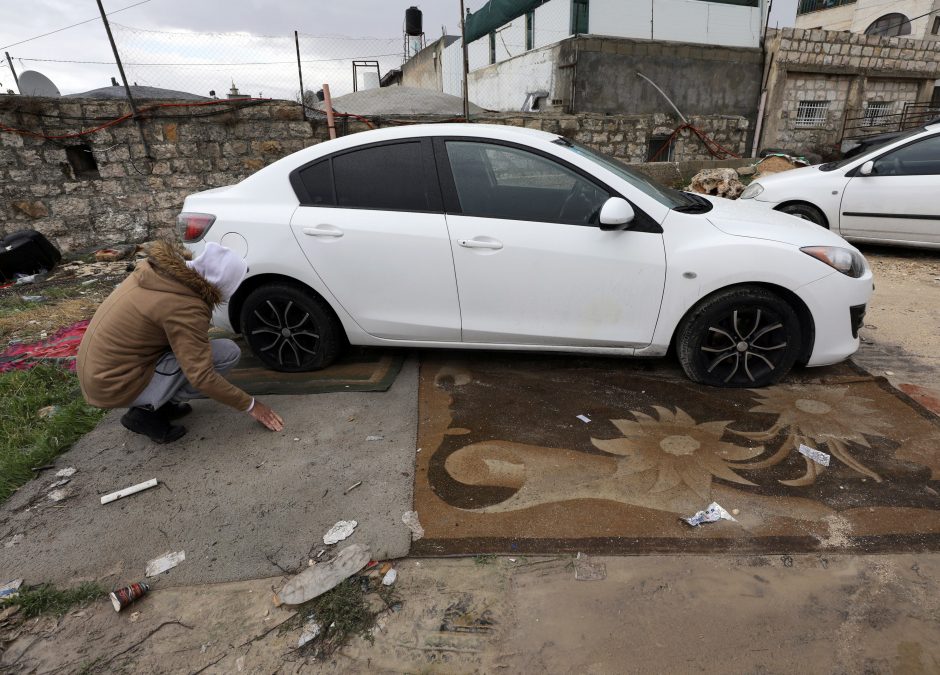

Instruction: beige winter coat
[77,240,252,411]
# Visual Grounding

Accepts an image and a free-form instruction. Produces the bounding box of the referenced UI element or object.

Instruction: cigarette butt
[344,481,362,495]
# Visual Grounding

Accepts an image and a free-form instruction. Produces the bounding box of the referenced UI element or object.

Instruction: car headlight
[801,246,867,278]
[740,182,764,199]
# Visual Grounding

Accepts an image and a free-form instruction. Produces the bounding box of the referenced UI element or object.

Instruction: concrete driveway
[0,359,419,587]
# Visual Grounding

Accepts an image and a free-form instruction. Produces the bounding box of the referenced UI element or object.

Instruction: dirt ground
[3,245,940,674]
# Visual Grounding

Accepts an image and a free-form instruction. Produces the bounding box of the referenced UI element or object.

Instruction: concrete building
[795,0,940,41]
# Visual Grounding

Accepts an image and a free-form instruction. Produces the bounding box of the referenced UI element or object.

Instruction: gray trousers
[130,338,241,410]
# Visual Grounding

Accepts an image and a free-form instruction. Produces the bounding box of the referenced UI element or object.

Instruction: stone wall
[761,27,940,157]
[0,97,748,252]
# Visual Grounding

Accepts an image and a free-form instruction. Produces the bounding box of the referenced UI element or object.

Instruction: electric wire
[0,0,154,50]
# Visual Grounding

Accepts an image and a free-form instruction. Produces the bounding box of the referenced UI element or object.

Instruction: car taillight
[177,213,216,242]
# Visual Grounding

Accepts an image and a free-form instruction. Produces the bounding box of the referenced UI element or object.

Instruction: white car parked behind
[741,122,940,248]
[180,124,873,388]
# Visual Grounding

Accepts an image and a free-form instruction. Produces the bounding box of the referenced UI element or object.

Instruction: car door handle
[303,226,344,238]
[458,238,503,250]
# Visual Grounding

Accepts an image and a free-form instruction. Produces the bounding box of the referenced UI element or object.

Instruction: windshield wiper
[673,192,713,214]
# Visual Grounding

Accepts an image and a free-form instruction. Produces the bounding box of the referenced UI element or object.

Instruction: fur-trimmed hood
[143,240,222,307]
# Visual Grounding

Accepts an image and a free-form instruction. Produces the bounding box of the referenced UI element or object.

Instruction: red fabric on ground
[0,320,89,373]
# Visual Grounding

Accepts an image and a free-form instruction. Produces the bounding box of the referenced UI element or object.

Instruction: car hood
[700,194,851,248]
[752,163,826,190]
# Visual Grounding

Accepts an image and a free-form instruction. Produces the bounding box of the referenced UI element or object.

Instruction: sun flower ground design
[732,386,892,484]
[591,406,763,500]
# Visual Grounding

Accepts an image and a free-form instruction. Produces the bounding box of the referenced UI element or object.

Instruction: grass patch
[474,553,497,565]
[0,365,106,502]
[1,582,105,619]
[281,577,399,659]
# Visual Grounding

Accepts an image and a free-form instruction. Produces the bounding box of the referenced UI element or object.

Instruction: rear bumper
[797,270,874,367]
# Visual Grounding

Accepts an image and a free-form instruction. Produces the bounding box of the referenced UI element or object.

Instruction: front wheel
[778,203,827,228]
[676,286,802,388]
[239,284,343,372]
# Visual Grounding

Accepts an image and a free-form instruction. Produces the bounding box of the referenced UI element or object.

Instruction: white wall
[468,44,559,110]
[534,0,572,48]
[442,39,463,97]
[797,0,939,39]
[590,0,652,39]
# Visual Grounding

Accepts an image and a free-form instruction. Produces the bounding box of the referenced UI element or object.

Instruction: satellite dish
[19,71,61,97]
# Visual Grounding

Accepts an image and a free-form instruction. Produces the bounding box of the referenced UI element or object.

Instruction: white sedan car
[180,124,872,388]
[741,122,940,248]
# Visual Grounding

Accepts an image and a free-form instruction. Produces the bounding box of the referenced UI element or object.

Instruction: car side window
[445,141,609,225]
[872,134,940,176]
[332,141,431,211]
[298,160,334,206]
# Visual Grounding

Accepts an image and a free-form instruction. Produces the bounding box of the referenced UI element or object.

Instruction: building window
[525,10,535,50]
[797,0,856,16]
[864,101,892,127]
[932,16,940,35]
[865,13,912,37]
[65,144,100,179]
[488,31,496,64]
[647,135,674,162]
[795,101,830,128]
[571,0,589,35]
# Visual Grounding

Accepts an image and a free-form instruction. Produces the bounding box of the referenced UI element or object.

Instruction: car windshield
[560,140,692,208]
[820,126,927,171]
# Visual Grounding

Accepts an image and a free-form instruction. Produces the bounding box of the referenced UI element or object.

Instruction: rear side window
[333,142,430,211]
[298,160,334,205]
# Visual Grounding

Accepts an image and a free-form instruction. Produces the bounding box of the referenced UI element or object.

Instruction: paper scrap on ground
[146,550,186,577]
[798,444,831,467]
[55,467,77,478]
[401,510,425,541]
[382,569,397,586]
[48,489,68,502]
[576,414,591,423]
[0,579,23,599]
[684,502,737,527]
[277,543,372,605]
[298,619,321,647]
[366,435,383,442]
[323,520,357,545]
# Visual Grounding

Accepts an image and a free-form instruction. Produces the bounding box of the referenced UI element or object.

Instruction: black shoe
[155,401,193,420]
[121,407,187,444]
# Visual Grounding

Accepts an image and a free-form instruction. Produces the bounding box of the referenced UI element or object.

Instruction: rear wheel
[677,286,802,388]
[778,202,827,228]
[239,284,342,372]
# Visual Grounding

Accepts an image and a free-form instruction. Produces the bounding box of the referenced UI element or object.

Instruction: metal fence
[841,101,940,141]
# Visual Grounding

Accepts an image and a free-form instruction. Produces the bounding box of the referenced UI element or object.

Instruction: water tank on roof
[405,6,423,36]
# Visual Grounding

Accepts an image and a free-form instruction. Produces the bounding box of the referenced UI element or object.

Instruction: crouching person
[77,240,283,443]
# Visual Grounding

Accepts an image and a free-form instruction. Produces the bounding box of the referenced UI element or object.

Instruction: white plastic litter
[0,579,23,600]
[323,520,357,545]
[798,444,831,467]
[684,502,736,527]
[401,511,425,541]
[100,478,158,505]
[55,467,77,478]
[366,435,384,442]
[48,489,68,502]
[146,550,185,577]
[382,569,397,586]
[277,543,372,605]
[576,414,591,423]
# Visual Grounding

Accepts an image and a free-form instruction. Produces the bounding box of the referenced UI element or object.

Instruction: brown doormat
[212,332,404,395]
[413,354,940,555]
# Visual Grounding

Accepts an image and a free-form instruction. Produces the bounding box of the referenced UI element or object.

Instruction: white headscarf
[185,242,248,302]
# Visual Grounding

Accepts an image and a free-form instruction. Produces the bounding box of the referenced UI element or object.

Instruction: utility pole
[5,52,19,92]
[295,31,306,121]
[95,0,151,160]
[460,0,470,121]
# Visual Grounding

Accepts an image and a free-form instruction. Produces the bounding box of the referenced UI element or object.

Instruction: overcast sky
[0,0,797,97]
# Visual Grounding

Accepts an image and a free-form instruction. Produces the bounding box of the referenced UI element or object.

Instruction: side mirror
[859,160,874,176]
[599,197,635,231]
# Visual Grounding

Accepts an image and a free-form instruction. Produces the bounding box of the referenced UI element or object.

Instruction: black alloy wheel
[239,283,342,372]
[677,286,802,388]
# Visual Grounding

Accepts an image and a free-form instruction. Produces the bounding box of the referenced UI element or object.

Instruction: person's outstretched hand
[250,400,284,431]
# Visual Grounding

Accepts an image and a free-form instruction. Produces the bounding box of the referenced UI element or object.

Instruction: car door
[289,139,460,341]
[840,133,940,244]
[436,138,667,347]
